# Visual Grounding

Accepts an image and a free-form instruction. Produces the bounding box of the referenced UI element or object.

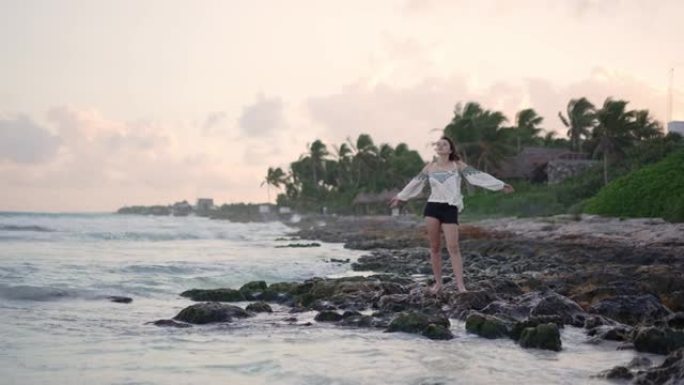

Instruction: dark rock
[588,295,672,326]
[465,312,510,339]
[445,290,495,320]
[315,310,343,322]
[528,292,585,326]
[633,327,684,355]
[147,319,192,328]
[664,290,684,312]
[666,312,684,330]
[511,316,563,341]
[597,366,634,380]
[422,323,454,340]
[180,288,245,302]
[627,356,653,369]
[342,310,362,318]
[275,242,321,248]
[311,300,337,311]
[377,294,410,312]
[246,302,272,313]
[340,315,380,328]
[633,348,684,385]
[267,281,300,294]
[587,325,633,342]
[386,311,450,336]
[240,281,268,292]
[107,296,133,304]
[518,323,562,351]
[173,302,251,324]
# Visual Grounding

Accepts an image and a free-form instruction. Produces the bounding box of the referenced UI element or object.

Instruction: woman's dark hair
[440,136,460,161]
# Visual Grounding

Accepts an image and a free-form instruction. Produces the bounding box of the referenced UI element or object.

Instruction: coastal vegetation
[266,97,683,221]
[584,149,684,222]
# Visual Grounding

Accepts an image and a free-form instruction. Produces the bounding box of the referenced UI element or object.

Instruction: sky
[1,0,683,212]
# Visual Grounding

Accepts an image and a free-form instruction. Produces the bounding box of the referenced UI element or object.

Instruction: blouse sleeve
[461,165,505,191]
[396,171,428,201]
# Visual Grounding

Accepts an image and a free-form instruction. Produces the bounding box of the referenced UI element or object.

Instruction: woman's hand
[502,184,515,194]
[389,196,404,208]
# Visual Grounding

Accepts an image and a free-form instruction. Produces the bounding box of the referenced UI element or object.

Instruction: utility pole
[667,67,673,132]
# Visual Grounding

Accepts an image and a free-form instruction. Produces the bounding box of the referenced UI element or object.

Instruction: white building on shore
[668,121,684,136]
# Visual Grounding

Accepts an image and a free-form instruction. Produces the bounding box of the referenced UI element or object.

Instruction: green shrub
[584,150,684,222]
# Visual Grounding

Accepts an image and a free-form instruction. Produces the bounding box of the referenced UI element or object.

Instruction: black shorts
[423,202,459,224]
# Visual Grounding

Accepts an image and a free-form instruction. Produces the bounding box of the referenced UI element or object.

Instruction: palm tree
[444,102,512,172]
[309,139,329,190]
[632,110,663,141]
[592,98,636,185]
[514,108,544,152]
[559,97,596,153]
[261,167,287,203]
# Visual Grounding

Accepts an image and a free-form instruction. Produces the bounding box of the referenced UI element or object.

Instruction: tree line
[265,97,682,212]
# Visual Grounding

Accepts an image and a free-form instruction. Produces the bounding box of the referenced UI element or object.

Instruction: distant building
[668,121,684,136]
[172,200,193,216]
[352,189,405,215]
[495,146,593,183]
[195,198,214,216]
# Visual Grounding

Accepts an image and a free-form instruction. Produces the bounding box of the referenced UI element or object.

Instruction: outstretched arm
[390,164,430,207]
[457,161,514,193]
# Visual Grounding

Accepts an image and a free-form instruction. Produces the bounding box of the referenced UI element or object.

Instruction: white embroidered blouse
[396,163,505,212]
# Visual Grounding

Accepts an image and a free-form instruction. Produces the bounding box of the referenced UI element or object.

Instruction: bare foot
[456,286,468,293]
[429,284,443,295]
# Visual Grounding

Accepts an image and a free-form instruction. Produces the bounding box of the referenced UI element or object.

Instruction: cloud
[238,95,285,137]
[0,115,61,164]
[202,111,227,134]
[306,68,677,159]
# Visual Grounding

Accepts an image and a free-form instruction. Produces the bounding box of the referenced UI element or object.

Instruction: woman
[389,136,514,294]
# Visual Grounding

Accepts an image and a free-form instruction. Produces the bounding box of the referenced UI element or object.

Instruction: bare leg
[443,223,466,292]
[425,216,443,294]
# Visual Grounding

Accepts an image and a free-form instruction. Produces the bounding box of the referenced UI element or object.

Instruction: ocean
[0,212,654,384]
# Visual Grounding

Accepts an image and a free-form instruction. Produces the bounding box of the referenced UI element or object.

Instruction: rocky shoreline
[152,214,684,384]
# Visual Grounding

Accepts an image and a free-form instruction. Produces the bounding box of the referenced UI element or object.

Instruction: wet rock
[147,319,192,328]
[633,326,684,355]
[386,311,450,337]
[633,348,684,385]
[275,242,321,248]
[527,291,586,326]
[510,316,563,341]
[666,312,684,330]
[445,290,496,320]
[465,312,510,339]
[245,302,272,313]
[376,294,410,313]
[107,296,133,304]
[310,300,337,311]
[478,291,584,326]
[518,323,562,351]
[314,310,343,322]
[173,302,252,324]
[627,356,653,369]
[422,324,454,340]
[663,290,684,312]
[329,258,350,263]
[596,366,634,380]
[339,314,375,328]
[587,324,632,342]
[237,281,268,300]
[588,294,672,326]
[180,288,245,302]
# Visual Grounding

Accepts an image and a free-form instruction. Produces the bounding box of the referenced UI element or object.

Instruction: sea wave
[0,225,54,232]
[0,284,80,301]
